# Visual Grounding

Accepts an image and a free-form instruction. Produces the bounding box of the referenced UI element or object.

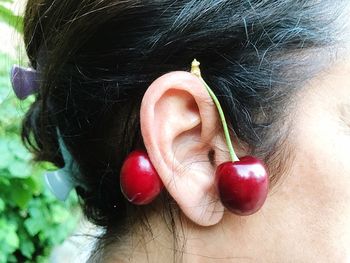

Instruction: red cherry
[120,150,163,205]
[216,156,269,216]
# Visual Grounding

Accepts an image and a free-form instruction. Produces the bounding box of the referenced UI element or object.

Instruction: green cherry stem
[190,58,239,162]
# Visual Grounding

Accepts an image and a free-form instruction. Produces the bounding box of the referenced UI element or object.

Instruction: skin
[105,54,350,262]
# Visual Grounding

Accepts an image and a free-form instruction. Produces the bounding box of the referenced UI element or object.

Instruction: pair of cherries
[120,59,269,216]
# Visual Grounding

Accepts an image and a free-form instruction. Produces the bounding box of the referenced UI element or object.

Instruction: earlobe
[140,71,226,226]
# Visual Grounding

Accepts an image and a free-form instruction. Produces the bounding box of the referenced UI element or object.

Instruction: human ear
[140,71,227,226]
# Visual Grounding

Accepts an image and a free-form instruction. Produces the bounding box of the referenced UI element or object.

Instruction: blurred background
[0,1,97,262]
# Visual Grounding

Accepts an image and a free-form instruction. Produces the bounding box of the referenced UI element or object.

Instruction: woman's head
[21,0,350,261]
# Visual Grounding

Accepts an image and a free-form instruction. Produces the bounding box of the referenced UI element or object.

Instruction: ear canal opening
[208,149,216,166]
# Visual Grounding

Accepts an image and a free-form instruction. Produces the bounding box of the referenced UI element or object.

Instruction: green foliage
[0,1,22,33]
[0,2,79,262]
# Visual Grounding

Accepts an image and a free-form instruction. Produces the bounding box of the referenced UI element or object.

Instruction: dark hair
[22,0,346,259]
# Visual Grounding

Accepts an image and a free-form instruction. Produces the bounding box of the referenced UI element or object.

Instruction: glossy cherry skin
[216,156,269,216]
[120,150,163,205]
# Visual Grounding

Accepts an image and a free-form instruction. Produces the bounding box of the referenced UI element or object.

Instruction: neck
[97,208,270,263]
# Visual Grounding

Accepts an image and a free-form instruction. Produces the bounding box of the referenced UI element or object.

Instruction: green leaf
[0,150,13,169]
[8,139,31,161]
[0,5,23,33]
[0,197,5,212]
[7,254,18,263]
[23,176,41,196]
[8,160,31,178]
[0,221,19,253]
[0,176,10,186]
[24,217,42,236]
[0,1,15,3]
[20,239,35,258]
[5,227,19,249]
[0,139,15,170]
[51,205,71,223]
[9,179,34,209]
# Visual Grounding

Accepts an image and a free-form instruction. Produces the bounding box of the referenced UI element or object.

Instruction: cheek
[295,114,350,202]
[285,97,350,253]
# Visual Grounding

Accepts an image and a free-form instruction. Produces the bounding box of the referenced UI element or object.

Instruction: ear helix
[120,59,269,215]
